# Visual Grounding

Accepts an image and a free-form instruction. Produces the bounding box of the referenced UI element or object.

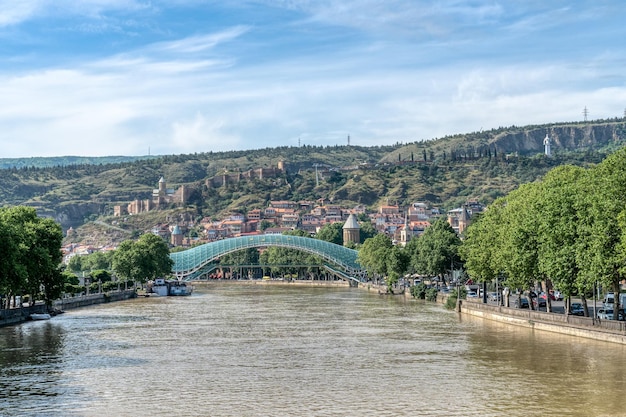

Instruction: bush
[102,281,119,292]
[64,283,84,295]
[410,283,427,299]
[425,288,438,302]
[445,295,458,310]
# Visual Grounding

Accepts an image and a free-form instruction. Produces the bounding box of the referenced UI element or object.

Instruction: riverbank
[353,282,626,345]
[0,290,137,328]
[458,298,626,345]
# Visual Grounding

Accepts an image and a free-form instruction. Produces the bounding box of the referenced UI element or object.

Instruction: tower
[342,214,360,246]
[171,225,183,246]
[400,213,410,246]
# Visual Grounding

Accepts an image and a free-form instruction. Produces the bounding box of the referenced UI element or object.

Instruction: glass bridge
[170,234,364,282]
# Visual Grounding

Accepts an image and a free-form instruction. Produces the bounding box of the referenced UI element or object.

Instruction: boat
[148,278,193,296]
[29,313,51,320]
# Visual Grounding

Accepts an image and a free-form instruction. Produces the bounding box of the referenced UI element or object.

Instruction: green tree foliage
[357,233,393,278]
[220,248,260,265]
[385,245,410,292]
[0,206,64,308]
[315,222,343,245]
[407,217,461,283]
[359,221,377,243]
[535,166,586,306]
[66,254,84,273]
[112,234,173,285]
[461,147,626,317]
[90,269,112,283]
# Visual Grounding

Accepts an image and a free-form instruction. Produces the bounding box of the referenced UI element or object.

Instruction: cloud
[0,0,40,27]
[171,113,242,153]
[154,26,251,54]
[1,1,626,157]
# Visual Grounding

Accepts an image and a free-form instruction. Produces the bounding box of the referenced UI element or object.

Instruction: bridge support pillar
[349,280,359,288]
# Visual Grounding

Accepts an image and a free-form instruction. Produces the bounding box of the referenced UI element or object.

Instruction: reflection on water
[1,284,625,417]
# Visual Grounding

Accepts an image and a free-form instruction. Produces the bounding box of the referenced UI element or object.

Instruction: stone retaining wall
[460,299,626,345]
[0,290,136,328]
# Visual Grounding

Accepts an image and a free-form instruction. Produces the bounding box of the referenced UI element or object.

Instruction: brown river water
[1,283,625,417]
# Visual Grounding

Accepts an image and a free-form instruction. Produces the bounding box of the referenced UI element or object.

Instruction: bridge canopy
[170,234,363,281]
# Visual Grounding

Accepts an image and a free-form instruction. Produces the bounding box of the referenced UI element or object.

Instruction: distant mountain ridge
[0,155,159,170]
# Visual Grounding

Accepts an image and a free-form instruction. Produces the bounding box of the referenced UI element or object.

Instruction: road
[485,296,606,317]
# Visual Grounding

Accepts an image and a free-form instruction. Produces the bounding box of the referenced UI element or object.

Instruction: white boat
[168,280,193,296]
[149,278,193,296]
[30,313,51,320]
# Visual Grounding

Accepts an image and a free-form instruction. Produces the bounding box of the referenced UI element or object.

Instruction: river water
[1,284,625,417]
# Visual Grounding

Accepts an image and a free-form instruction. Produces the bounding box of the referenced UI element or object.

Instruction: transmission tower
[347,135,350,146]
[583,106,589,122]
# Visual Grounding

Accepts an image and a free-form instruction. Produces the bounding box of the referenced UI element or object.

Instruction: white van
[603,292,626,309]
[603,293,615,308]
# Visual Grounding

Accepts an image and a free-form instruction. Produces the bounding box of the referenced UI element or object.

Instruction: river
[1,283,625,417]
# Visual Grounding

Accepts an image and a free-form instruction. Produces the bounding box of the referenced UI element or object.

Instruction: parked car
[570,303,581,314]
[552,290,563,301]
[467,291,478,298]
[514,297,529,308]
[488,292,500,302]
[569,302,585,316]
[597,308,614,320]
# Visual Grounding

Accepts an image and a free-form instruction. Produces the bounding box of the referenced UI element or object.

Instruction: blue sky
[1,1,625,157]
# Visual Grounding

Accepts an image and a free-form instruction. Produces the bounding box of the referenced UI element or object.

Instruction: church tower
[342,214,360,246]
[400,213,410,246]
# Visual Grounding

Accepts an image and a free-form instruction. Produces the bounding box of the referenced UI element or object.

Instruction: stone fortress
[114,177,191,216]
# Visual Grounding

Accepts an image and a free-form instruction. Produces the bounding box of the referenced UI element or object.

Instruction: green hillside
[0,119,624,246]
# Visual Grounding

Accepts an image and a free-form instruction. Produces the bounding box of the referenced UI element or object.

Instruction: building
[342,214,360,246]
[114,177,191,216]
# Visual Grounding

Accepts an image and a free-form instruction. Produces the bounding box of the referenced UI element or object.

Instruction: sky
[1,1,625,157]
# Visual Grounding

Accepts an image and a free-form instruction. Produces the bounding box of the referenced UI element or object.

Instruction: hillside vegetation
[0,119,624,246]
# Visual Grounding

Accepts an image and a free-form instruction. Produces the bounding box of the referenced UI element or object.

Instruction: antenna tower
[583,106,589,122]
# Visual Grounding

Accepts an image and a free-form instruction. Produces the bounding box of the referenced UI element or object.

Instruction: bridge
[170,234,365,283]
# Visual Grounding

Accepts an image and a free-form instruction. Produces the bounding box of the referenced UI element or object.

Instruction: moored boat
[29,313,51,320]
[148,278,193,296]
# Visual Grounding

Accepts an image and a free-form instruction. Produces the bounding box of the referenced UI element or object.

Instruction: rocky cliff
[492,122,626,154]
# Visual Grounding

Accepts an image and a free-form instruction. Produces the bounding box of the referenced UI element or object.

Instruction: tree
[316,222,343,245]
[84,251,112,271]
[459,211,500,286]
[112,234,173,286]
[67,254,85,273]
[90,269,112,283]
[408,217,461,286]
[0,207,63,308]
[535,166,586,313]
[359,221,377,243]
[576,148,626,317]
[386,245,410,293]
[135,233,174,283]
[357,233,393,280]
[259,220,275,231]
[111,240,137,284]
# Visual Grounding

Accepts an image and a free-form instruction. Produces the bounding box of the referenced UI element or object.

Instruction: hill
[0,118,624,246]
